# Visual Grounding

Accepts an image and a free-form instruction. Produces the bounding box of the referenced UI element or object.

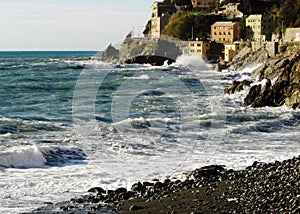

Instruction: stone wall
[284,28,300,42]
[251,41,278,57]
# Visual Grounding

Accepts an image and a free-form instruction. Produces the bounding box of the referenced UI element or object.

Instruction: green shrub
[279,45,287,52]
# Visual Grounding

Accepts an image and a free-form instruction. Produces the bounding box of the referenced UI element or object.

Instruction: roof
[247,14,263,20]
[211,21,236,27]
[226,3,240,7]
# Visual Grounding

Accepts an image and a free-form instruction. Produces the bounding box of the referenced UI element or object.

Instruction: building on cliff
[191,0,219,12]
[246,14,274,42]
[188,39,210,59]
[284,28,300,42]
[218,3,243,18]
[224,42,240,62]
[151,1,176,39]
[210,21,242,43]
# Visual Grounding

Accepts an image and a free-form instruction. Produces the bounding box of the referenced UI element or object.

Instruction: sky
[0,0,154,50]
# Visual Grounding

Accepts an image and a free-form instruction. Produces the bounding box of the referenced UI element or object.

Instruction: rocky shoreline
[225,42,300,109]
[27,155,300,214]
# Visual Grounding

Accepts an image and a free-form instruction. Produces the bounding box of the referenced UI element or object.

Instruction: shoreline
[28,155,300,213]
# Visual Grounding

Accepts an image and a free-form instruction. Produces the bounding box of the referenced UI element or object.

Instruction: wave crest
[0,145,86,169]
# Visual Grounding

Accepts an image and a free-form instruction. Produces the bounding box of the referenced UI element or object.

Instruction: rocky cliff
[225,43,300,109]
[101,33,183,66]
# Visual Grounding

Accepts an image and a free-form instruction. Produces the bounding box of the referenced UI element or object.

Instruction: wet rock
[115,187,127,195]
[129,204,143,211]
[224,80,252,94]
[131,182,143,192]
[244,85,261,106]
[88,187,105,194]
[124,55,175,66]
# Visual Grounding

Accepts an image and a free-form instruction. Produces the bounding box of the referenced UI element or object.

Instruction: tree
[173,0,193,10]
[280,0,300,27]
[162,12,224,40]
[173,0,191,6]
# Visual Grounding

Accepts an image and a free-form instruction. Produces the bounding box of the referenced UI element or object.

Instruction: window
[224,32,226,35]
[190,43,194,47]
[197,44,201,47]
[197,50,201,53]
[190,50,194,52]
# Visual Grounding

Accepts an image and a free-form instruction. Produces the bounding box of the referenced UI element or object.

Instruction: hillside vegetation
[158,0,300,40]
[162,12,242,41]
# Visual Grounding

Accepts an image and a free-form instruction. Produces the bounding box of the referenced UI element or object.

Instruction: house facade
[246,14,274,42]
[151,1,176,38]
[188,39,210,59]
[224,42,240,62]
[191,0,219,11]
[284,28,300,42]
[211,21,242,43]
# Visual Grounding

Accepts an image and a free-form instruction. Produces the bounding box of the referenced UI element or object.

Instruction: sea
[0,51,299,213]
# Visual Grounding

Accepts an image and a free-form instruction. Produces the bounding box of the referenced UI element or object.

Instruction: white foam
[0,145,47,168]
[174,55,212,71]
[125,74,150,80]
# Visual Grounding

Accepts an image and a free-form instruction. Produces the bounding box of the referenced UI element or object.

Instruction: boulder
[224,80,252,94]
[241,46,300,109]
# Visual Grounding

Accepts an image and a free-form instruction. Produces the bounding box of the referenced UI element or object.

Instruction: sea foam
[0,145,47,168]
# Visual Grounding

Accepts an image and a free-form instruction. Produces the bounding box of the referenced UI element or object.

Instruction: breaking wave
[0,145,86,169]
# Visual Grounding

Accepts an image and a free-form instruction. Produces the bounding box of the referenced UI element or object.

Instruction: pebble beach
[29,155,300,213]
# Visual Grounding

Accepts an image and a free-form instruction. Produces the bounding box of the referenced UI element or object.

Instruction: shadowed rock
[124,55,175,66]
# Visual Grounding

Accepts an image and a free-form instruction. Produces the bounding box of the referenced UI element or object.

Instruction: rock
[244,85,261,106]
[224,80,252,94]
[101,44,119,63]
[285,90,300,109]
[230,44,299,109]
[87,187,105,194]
[129,205,143,211]
[131,182,143,192]
[115,187,127,195]
[124,55,175,66]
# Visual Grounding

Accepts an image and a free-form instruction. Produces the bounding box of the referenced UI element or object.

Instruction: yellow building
[224,42,240,62]
[151,1,176,38]
[211,21,242,43]
[188,39,210,59]
[246,14,274,42]
[192,0,219,11]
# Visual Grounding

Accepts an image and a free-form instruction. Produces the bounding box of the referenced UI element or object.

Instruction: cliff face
[101,34,182,65]
[101,44,119,64]
[226,44,300,109]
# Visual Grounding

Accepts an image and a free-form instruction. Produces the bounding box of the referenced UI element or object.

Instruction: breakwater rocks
[226,43,300,109]
[30,156,300,213]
